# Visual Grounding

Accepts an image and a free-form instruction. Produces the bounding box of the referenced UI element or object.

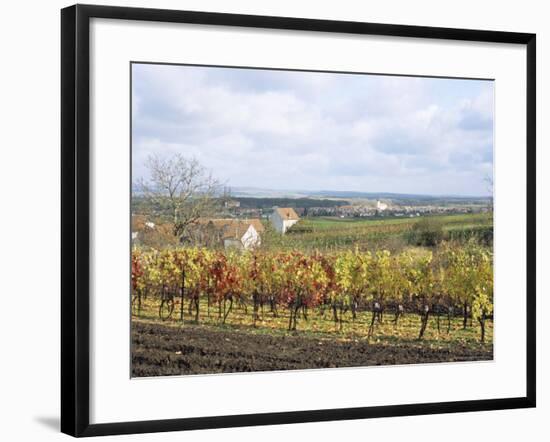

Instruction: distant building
[132,214,151,231]
[131,214,155,241]
[270,207,300,234]
[224,199,241,209]
[223,223,261,250]
[131,214,177,248]
[197,218,263,250]
[376,200,388,211]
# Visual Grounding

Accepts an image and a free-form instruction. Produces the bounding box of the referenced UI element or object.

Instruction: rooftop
[274,207,300,221]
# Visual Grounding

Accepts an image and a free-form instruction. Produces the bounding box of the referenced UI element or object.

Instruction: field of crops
[264,213,493,251]
[298,213,491,230]
[131,238,493,375]
[132,275,493,377]
[131,213,494,376]
[133,290,492,339]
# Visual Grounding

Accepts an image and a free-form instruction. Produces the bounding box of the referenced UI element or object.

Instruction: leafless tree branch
[137,153,222,237]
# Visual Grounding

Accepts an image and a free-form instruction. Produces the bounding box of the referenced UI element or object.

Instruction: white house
[270,207,300,234]
[221,220,262,250]
[223,224,261,250]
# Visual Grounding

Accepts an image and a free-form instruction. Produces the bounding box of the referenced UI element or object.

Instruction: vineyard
[132,241,493,344]
[262,213,493,252]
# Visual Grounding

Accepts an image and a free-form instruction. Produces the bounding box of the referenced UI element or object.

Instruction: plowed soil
[131,321,493,377]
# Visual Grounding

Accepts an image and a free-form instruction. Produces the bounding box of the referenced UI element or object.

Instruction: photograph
[130,62,495,378]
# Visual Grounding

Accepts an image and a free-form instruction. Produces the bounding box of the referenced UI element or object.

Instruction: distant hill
[234,197,349,209]
[230,187,491,204]
[132,184,491,207]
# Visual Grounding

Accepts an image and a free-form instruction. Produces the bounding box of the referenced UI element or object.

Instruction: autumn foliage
[132,242,493,341]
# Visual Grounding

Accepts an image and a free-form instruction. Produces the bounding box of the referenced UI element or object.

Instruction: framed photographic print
[61,4,536,437]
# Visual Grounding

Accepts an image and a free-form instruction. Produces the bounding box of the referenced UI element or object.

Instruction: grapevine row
[131,242,493,342]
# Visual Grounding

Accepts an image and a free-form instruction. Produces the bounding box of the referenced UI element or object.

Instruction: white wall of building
[241,225,261,249]
[269,211,284,233]
[282,219,298,233]
[270,212,299,233]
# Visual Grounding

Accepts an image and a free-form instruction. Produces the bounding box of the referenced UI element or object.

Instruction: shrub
[407,218,445,247]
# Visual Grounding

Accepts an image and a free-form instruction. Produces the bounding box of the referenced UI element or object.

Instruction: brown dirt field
[131,321,493,377]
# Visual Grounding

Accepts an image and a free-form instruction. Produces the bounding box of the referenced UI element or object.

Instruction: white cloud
[132,64,494,196]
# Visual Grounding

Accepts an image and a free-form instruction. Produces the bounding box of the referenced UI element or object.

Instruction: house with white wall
[199,218,264,250]
[223,223,261,250]
[270,207,300,234]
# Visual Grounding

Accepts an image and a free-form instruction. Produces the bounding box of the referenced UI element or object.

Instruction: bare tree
[137,154,222,238]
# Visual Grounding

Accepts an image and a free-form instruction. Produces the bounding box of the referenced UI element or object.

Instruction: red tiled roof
[198,218,262,240]
[274,207,299,221]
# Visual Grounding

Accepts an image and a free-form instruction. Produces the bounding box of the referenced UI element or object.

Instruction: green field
[262,212,493,252]
[300,213,491,229]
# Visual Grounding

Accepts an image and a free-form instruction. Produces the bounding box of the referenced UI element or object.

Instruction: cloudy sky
[132,63,494,196]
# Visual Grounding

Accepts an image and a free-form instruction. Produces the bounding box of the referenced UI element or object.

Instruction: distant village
[302,200,491,218]
[222,197,490,219]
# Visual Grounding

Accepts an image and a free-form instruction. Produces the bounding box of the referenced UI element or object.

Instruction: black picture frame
[61,4,536,437]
